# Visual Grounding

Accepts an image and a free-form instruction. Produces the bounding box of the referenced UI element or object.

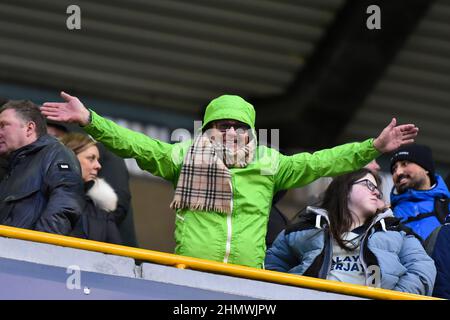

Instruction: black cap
[390,144,435,184]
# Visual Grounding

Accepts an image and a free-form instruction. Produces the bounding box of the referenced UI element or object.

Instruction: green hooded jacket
[83,95,380,268]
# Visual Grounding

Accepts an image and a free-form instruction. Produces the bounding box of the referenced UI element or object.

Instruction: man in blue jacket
[0,100,84,234]
[390,143,450,298]
[390,144,450,240]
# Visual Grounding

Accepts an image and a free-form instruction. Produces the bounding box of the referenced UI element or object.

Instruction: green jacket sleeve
[83,110,186,182]
[274,139,381,191]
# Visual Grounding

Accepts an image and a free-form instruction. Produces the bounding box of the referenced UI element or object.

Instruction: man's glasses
[353,179,383,199]
[213,121,250,133]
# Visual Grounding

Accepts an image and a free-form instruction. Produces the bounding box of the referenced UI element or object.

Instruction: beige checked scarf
[170,134,255,214]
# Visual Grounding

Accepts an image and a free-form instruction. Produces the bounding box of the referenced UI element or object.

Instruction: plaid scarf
[170,134,255,214]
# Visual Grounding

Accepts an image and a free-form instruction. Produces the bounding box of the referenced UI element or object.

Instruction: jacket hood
[367,208,395,231]
[202,95,256,130]
[305,206,395,231]
[306,206,330,226]
[390,175,450,206]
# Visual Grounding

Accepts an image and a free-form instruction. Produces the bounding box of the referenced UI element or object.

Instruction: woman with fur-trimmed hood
[61,133,122,244]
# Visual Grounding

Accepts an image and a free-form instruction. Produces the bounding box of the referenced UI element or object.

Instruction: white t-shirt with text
[327,231,366,285]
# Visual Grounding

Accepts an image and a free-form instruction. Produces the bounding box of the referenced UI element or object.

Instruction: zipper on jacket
[359,233,376,287]
[359,218,385,287]
[223,178,234,264]
[317,230,333,279]
[359,236,369,284]
[223,211,232,263]
[323,232,334,279]
[360,232,382,288]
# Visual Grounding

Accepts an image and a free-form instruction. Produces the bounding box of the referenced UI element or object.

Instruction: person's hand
[41,92,91,126]
[373,118,419,153]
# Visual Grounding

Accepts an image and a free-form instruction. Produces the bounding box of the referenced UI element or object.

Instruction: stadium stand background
[0,0,449,253]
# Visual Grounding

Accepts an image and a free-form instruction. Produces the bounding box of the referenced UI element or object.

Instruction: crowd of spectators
[1,95,448,298]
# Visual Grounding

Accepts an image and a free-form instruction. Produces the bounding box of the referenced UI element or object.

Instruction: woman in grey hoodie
[265,168,436,295]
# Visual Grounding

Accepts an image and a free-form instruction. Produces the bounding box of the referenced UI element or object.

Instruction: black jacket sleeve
[34,145,85,235]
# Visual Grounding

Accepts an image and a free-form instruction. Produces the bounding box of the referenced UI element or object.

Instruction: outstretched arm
[41,92,91,126]
[41,92,185,182]
[275,118,419,191]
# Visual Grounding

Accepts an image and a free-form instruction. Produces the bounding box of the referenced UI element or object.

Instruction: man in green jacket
[42,92,418,269]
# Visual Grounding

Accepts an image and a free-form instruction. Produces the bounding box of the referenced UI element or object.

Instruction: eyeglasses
[213,121,250,133]
[353,179,383,200]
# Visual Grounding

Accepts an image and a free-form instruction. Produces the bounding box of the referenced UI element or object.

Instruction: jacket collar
[366,208,395,232]
[390,175,450,206]
[86,178,118,212]
[305,206,330,228]
[8,135,57,166]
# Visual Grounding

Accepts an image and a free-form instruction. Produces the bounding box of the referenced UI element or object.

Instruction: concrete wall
[0,236,364,300]
[0,236,137,277]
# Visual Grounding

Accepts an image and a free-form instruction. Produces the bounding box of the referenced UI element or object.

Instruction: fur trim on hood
[86,178,118,212]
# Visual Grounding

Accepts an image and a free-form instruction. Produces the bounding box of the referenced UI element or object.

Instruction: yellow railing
[0,225,440,300]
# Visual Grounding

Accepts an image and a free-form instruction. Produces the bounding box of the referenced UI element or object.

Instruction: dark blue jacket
[0,135,84,234]
[390,175,450,241]
[429,220,450,299]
